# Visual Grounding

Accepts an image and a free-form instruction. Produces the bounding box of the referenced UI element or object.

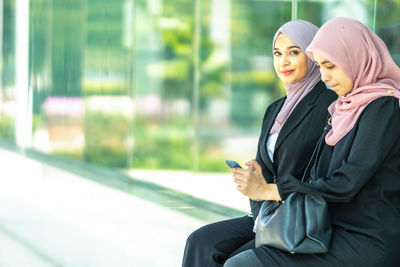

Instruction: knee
[185,226,209,249]
[223,250,262,267]
[223,256,241,267]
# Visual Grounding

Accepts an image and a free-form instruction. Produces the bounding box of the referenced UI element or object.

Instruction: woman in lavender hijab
[182,20,336,267]
[227,17,400,267]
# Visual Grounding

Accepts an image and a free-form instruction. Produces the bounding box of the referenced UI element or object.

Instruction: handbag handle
[301,119,331,183]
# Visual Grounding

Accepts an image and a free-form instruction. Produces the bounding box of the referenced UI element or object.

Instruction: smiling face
[273,33,308,84]
[313,53,354,96]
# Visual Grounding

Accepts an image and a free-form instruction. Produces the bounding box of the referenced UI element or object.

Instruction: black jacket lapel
[259,99,285,175]
[274,82,326,155]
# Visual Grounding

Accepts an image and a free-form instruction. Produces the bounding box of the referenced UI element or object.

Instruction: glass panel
[29,0,133,167]
[27,0,293,172]
[83,0,132,167]
[297,0,400,66]
[0,0,16,143]
[375,0,400,66]
[297,0,375,28]
[131,0,195,170]
[196,0,291,171]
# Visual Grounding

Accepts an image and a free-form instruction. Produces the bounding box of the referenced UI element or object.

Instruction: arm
[277,97,400,202]
[232,160,282,201]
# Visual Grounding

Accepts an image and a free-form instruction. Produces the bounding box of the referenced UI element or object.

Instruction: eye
[290,50,300,55]
[273,51,281,57]
[326,65,336,70]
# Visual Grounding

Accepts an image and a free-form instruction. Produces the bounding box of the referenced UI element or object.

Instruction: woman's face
[313,53,354,96]
[273,33,308,84]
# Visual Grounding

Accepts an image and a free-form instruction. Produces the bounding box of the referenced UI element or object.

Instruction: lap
[224,250,264,267]
[187,215,255,251]
[183,215,255,266]
[250,227,387,267]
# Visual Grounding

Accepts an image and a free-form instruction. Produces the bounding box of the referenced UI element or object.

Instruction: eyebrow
[320,60,332,65]
[273,45,301,50]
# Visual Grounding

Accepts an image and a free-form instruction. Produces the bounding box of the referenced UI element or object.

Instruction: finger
[246,159,262,173]
[232,167,248,175]
[237,185,244,192]
[234,177,246,186]
[237,185,248,196]
[232,171,245,180]
[236,185,243,194]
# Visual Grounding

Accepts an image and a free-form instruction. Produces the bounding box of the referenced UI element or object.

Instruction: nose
[279,54,290,66]
[320,68,330,82]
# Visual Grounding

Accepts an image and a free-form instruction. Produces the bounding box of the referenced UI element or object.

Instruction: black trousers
[182,215,256,267]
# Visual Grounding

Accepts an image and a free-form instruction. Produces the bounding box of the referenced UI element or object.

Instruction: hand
[231,160,281,201]
[231,159,266,200]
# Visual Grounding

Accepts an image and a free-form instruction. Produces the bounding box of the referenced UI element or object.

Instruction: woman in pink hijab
[182,20,336,267]
[227,17,400,266]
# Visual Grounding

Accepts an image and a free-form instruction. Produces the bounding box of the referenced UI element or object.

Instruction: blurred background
[0,0,399,266]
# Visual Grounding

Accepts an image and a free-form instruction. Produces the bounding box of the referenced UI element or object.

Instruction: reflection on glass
[377,24,400,66]
[375,0,400,67]
[1,0,400,173]
[0,0,16,143]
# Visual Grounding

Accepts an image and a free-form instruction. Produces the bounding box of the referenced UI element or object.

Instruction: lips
[281,70,294,76]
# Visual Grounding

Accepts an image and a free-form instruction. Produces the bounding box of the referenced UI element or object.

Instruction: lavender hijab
[270,20,321,134]
[307,17,400,146]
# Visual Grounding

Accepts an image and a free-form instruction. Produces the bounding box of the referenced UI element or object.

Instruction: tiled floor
[0,147,249,267]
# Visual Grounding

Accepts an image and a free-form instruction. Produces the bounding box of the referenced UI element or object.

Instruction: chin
[281,77,295,84]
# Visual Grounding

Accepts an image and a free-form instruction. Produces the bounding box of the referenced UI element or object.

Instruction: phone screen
[225,160,242,168]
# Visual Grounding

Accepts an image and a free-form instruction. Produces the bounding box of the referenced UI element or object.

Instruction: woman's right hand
[232,160,281,201]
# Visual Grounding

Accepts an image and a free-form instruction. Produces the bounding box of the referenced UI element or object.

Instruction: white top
[266,133,279,162]
[253,133,279,232]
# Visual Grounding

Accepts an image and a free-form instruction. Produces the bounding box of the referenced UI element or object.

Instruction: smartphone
[225,160,242,169]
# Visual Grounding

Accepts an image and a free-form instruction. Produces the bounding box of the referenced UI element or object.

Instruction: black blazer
[251,81,336,217]
[275,97,400,266]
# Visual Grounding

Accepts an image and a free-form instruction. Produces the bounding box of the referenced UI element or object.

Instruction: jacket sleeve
[276,97,400,202]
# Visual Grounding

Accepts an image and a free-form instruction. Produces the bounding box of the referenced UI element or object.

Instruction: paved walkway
[0,147,249,267]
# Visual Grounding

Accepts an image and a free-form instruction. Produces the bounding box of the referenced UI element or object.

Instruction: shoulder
[271,96,286,106]
[366,95,399,108]
[301,81,337,106]
[264,96,285,114]
[313,82,337,105]
[351,96,400,139]
[359,96,400,120]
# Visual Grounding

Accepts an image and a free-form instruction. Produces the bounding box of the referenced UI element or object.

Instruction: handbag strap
[301,119,331,183]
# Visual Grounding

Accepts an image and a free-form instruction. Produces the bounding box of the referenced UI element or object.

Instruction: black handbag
[255,193,332,253]
[255,131,332,253]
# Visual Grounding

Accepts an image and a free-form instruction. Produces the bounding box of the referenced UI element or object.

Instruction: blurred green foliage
[6,0,397,173]
[84,110,131,168]
[0,116,15,142]
[2,0,15,88]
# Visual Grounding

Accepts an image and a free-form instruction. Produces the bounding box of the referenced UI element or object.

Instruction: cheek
[344,79,354,92]
[273,59,281,75]
[273,58,279,70]
[296,58,308,79]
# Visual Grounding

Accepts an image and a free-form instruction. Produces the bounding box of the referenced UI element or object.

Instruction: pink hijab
[307,17,400,146]
[270,20,321,134]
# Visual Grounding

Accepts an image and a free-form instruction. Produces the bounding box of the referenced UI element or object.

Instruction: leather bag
[255,193,332,253]
[255,131,332,253]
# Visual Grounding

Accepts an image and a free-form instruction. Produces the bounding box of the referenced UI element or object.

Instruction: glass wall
[1,0,399,173]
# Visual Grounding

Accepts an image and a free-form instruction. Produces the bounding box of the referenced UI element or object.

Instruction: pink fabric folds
[270,20,321,134]
[306,17,400,146]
